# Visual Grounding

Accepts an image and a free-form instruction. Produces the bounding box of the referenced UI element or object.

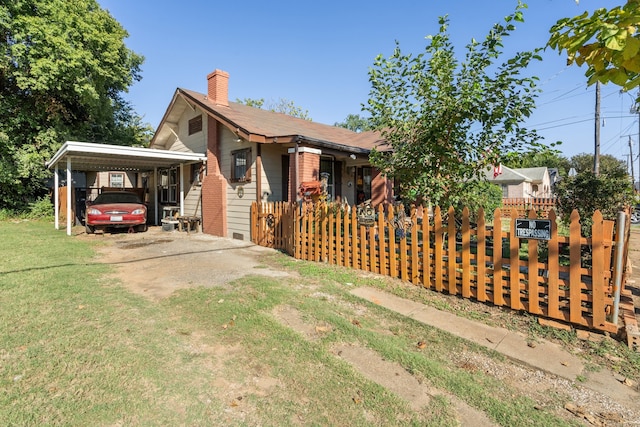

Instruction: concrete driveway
[86,226,291,300]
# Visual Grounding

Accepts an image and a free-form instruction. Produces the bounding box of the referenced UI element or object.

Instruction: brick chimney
[207,69,229,106]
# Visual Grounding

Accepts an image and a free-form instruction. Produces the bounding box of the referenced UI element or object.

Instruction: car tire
[632,210,640,225]
[136,224,148,232]
[85,224,95,234]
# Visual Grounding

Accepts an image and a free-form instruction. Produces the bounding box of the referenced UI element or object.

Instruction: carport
[46,141,207,235]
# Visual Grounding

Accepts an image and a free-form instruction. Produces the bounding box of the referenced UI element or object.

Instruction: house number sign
[514,219,551,240]
[356,200,376,227]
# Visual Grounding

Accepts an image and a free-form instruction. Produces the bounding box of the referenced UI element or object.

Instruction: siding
[220,127,254,240]
[260,145,289,201]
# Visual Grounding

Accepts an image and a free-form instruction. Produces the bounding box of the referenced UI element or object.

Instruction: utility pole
[594,81,601,176]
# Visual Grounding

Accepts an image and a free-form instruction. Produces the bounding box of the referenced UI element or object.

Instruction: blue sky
[98,0,635,166]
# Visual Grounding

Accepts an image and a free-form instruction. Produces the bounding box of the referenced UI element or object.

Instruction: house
[484,165,553,199]
[148,69,392,240]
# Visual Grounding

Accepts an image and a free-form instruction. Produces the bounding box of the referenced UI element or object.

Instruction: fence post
[611,210,626,325]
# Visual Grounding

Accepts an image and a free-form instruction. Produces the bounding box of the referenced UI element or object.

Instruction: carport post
[66,158,72,236]
[179,163,185,216]
[54,165,59,230]
[154,167,159,225]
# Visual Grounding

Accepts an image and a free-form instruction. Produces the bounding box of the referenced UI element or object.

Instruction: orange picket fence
[251,201,626,333]
[501,198,557,218]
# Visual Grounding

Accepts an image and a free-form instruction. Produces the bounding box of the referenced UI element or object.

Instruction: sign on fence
[514,219,551,240]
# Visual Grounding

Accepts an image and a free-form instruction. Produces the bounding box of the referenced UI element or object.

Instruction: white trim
[46,141,207,168]
[287,146,321,155]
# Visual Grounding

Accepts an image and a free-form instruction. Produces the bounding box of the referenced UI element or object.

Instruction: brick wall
[201,117,227,236]
[371,168,393,206]
[288,148,320,201]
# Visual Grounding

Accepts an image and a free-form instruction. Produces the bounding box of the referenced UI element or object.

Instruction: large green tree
[364,2,542,208]
[0,0,147,209]
[236,97,312,121]
[334,114,372,132]
[569,152,627,176]
[548,1,640,95]
[502,143,571,176]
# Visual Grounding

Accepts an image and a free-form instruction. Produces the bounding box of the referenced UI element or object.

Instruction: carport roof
[46,141,207,172]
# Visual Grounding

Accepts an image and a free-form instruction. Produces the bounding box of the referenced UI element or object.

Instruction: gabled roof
[151,87,384,154]
[482,165,548,184]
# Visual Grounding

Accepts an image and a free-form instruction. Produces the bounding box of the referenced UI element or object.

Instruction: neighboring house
[149,69,392,240]
[483,165,553,199]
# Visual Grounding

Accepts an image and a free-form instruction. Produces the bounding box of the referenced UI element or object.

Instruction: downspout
[256,143,262,203]
[294,139,299,202]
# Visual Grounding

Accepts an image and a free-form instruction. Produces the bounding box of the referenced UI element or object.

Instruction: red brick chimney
[207,69,229,106]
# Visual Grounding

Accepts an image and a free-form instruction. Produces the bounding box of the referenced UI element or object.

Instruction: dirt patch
[82,226,291,300]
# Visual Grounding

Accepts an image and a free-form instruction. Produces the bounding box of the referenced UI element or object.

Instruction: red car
[85,191,148,234]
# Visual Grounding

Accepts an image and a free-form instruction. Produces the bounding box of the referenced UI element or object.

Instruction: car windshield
[93,192,142,204]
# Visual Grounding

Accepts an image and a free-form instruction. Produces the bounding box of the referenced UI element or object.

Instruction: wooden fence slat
[492,210,504,306]
[477,208,487,302]
[411,206,419,285]
[461,207,471,298]
[447,206,457,295]
[569,210,582,324]
[527,209,541,314]
[547,210,560,319]
[378,205,388,276]
[388,207,398,279]
[509,209,522,310]
[591,210,606,329]
[422,208,431,289]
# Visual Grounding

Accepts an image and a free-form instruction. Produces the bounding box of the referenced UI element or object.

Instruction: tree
[554,171,633,235]
[0,0,146,209]
[502,143,571,176]
[334,114,373,132]
[548,1,640,95]
[554,153,632,235]
[236,97,312,120]
[364,2,542,209]
[569,152,627,176]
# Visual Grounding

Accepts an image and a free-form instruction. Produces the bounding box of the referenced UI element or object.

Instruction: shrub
[26,196,54,220]
[554,171,633,236]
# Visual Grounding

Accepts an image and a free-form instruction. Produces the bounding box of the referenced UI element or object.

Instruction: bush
[26,196,54,220]
[554,171,633,236]
[451,181,503,222]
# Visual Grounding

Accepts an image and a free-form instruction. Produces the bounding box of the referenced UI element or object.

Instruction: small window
[109,172,124,188]
[188,115,202,135]
[231,148,251,183]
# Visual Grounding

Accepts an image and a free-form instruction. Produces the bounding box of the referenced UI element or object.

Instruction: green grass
[0,220,605,425]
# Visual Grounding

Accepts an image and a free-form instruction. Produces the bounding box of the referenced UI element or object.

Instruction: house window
[158,167,178,203]
[501,184,509,198]
[109,172,124,188]
[188,115,202,135]
[532,184,539,195]
[231,148,251,182]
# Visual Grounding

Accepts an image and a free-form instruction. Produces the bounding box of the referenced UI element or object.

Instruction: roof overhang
[46,141,207,172]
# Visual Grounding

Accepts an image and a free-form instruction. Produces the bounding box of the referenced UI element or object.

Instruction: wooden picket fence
[250,201,624,333]
[501,198,557,218]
